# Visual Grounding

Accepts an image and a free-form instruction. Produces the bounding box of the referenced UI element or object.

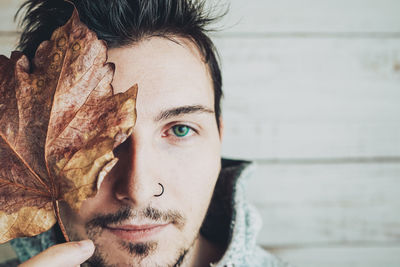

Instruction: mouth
[105,223,170,241]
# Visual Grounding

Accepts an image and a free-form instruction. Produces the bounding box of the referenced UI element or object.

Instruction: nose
[112,134,160,206]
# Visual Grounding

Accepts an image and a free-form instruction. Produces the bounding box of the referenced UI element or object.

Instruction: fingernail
[78,239,94,252]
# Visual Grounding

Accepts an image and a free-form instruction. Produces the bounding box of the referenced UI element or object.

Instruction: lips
[106,223,169,241]
[109,224,166,231]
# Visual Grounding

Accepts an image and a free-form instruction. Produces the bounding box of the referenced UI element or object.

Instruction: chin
[84,227,194,267]
[86,242,188,267]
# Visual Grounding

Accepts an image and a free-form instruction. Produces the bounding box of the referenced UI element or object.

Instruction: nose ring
[154,183,164,197]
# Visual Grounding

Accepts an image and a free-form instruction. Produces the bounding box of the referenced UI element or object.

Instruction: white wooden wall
[1,1,400,266]
[212,1,400,266]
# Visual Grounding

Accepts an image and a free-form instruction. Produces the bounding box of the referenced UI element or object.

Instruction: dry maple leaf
[0,9,137,243]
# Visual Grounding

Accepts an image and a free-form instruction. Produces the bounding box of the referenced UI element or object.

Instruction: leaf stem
[54,200,70,242]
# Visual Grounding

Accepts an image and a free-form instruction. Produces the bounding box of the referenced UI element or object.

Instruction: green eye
[172,125,191,137]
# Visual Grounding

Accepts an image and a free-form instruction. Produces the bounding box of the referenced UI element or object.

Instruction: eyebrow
[154,105,215,122]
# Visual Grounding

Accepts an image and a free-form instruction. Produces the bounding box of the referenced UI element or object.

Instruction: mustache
[86,205,185,229]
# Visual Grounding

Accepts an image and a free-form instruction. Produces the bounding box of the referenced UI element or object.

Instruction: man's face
[59,36,223,266]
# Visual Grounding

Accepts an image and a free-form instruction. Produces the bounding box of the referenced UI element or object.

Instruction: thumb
[19,239,95,267]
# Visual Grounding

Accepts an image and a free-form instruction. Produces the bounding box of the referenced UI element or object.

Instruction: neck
[181,234,224,267]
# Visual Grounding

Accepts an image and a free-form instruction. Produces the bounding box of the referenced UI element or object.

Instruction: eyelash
[165,124,197,141]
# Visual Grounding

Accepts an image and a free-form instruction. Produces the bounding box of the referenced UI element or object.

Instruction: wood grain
[0,0,24,32]
[209,0,400,34]
[1,0,400,33]
[246,162,400,246]
[0,34,18,57]
[268,246,400,267]
[216,37,400,160]
[0,243,16,262]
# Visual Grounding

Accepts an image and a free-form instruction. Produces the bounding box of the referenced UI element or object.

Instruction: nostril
[114,190,132,202]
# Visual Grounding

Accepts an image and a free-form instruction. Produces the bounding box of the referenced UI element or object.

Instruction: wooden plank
[0,0,24,32]
[1,0,400,33]
[244,162,400,246]
[0,243,16,262]
[210,0,400,34]
[0,34,19,56]
[216,37,400,159]
[268,246,400,267]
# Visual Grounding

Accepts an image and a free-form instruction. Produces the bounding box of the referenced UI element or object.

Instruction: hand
[18,239,95,267]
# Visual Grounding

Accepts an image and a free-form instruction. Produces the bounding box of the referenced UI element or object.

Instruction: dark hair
[15,0,226,133]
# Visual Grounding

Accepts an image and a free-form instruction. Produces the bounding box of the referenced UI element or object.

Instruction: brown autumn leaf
[0,9,137,243]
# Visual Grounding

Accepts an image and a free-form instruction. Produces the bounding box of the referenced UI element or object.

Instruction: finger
[19,239,95,267]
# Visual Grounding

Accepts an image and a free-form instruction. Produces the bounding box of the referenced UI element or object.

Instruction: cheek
[59,174,117,238]
[59,200,89,240]
[163,140,221,217]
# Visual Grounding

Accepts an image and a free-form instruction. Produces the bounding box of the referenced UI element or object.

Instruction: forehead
[107,36,214,118]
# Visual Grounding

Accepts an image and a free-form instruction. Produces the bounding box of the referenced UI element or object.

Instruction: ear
[218,116,224,141]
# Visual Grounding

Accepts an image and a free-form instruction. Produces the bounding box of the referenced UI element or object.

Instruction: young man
[2,0,289,266]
